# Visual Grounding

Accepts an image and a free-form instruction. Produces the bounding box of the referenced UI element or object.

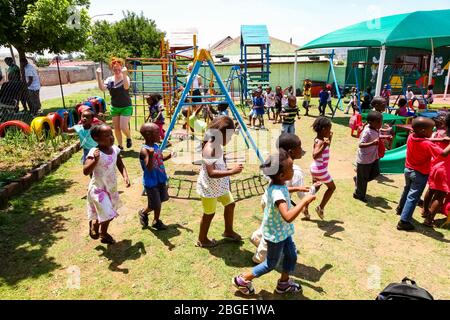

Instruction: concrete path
[40,81,98,101]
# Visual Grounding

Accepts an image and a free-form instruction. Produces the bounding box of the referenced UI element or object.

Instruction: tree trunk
[17,48,27,82]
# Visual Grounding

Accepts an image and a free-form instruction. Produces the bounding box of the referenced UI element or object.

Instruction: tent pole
[444,70,449,100]
[428,38,435,86]
[375,45,386,96]
[293,51,298,94]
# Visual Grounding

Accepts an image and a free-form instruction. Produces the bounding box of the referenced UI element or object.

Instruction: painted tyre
[56,109,74,128]
[31,116,55,138]
[0,120,32,138]
[47,112,64,135]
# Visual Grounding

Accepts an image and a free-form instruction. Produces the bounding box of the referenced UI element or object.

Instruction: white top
[264,91,276,107]
[197,146,230,198]
[187,73,201,89]
[261,165,305,207]
[406,91,415,100]
[24,64,41,90]
[104,75,131,88]
[327,90,332,102]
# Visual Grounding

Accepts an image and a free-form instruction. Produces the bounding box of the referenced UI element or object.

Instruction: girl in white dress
[83,124,130,244]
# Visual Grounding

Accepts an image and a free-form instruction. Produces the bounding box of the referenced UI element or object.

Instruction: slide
[380,145,406,174]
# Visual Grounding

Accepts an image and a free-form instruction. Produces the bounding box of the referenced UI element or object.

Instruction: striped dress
[310,138,332,184]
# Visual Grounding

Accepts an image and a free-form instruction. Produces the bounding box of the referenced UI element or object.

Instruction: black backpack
[376,277,434,300]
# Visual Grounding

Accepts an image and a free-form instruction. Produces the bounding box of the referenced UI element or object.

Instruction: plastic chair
[349,113,364,138]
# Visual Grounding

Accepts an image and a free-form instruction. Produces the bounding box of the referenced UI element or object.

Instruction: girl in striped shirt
[308,117,336,219]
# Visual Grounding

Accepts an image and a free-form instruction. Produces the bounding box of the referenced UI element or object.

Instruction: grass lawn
[0,95,449,300]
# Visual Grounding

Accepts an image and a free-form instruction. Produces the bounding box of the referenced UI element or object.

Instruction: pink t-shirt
[405,134,443,175]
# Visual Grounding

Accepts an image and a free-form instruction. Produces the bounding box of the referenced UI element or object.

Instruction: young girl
[63,110,98,163]
[423,113,450,227]
[233,151,316,295]
[264,86,276,121]
[251,133,317,264]
[196,116,243,247]
[273,86,283,124]
[302,80,312,116]
[83,124,130,244]
[345,87,357,115]
[309,117,336,219]
[147,94,165,139]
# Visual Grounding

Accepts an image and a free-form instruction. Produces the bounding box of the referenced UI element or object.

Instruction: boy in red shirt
[396,117,450,231]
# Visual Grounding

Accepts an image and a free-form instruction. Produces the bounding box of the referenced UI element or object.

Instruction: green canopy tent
[295,9,450,96]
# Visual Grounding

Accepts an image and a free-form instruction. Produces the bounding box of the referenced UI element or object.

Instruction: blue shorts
[254,107,265,116]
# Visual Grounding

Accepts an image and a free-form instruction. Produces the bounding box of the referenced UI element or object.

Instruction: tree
[84,11,165,62]
[0,0,90,77]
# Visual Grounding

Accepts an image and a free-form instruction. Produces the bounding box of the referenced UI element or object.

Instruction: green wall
[346,47,450,93]
[128,62,346,96]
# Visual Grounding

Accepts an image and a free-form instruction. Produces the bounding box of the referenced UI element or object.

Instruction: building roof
[241,25,270,46]
[168,28,198,49]
[209,36,233,51]
[211,36,300,56]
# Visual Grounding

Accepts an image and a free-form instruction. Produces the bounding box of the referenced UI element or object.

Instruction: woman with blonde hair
[96,58,133,149]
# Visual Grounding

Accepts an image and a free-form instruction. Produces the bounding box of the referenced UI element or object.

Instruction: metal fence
[0,56,109,124]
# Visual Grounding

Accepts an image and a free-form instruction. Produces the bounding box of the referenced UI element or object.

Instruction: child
[361,87,373,111]
[318,86,329,117]
[396,117,450,231]
[395,98,409,117]
[381,84,391,107]
[147,94,165,139]
[273,86,283,124]
[233,150,316,295]
[251,133,316,264]
[252,89,265,129]
[427,84,434,105]
[217,102,229,117]
[353,111,383,202]
[138,123,171,230]
[309,117,336,219]
[264,86,276,121]
[423,113,450,227]
[83,124,130,244]
[196,116,243,247]
[326,84,333,115]
[63,110,98,163]
[302,81,312,116]
[406,86,417,109]
[281,96,299,134]
[345,87,357,115]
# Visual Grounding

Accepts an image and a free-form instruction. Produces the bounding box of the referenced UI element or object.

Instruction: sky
[88,0,450,48]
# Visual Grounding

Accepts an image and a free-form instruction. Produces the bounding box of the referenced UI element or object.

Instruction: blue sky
[89,0,450,48]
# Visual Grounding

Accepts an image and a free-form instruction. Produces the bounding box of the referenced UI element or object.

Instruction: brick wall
[37,63,113,86]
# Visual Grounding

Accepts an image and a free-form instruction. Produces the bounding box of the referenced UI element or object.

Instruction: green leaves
[84,11,165,62]
[0,0,90,54]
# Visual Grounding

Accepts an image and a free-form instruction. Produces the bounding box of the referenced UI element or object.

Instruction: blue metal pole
[161,59,202,151]
[329,50,343,112]
[207,59,264,164]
